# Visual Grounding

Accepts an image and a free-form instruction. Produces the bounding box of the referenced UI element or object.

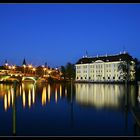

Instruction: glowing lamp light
[8,66,12,69]
[28,64,32,68]
[23,64,26,68]
[12,66,15,69]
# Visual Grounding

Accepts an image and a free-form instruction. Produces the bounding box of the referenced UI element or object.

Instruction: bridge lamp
[43,68,46,76]
[8,66,12,69]
[23,65,26,75]
[12,66,15,69]
[28,65,32,69]
[28,65,33,74]
[33,68,36,75]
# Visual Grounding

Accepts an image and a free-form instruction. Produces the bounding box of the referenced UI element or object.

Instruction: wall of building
[75,60,135,82]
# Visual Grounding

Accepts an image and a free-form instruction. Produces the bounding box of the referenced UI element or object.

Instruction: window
[77,77,79,79]
[81,77,83,79]
[108,77,110,79]
[89,77,91,79]
[113,77,115,79]
[85,77,87,79]
[103,77,105,79]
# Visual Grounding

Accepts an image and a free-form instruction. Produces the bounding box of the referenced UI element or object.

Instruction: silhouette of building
[4,59,8,66]
[22,58,27,66]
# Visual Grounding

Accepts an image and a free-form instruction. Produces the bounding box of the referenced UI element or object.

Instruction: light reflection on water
[75,84,125,109]
[0,82,139,136]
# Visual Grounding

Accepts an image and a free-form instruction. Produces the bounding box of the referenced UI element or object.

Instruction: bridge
[0,74,38,83]
[22,76,38,83]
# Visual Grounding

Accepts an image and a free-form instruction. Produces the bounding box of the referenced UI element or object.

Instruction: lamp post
[28,64,32,75]
[12,65,16,75]
[33,68,36,76]
[43,68,46,77]
[23,65,26,76]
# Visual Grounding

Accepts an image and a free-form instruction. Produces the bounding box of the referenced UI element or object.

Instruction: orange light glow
[48,84,51,102]
[42,87,46,106]
[28,89,31,108]
[22,90,26,108]
[4,94,7,111]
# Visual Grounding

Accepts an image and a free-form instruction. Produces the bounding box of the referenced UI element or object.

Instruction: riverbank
[74,80,138,85]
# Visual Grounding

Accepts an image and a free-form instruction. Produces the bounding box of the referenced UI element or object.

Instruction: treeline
[60,62,75,81]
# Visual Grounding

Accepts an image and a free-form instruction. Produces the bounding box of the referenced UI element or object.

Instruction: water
[0,82,140,136]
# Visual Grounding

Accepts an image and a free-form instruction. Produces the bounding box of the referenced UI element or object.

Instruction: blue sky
[0,4,140,67]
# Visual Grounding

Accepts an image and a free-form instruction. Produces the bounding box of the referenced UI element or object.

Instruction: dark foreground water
[0,82,140,136]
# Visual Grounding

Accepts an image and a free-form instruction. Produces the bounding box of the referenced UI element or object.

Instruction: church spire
[22,58,26,66]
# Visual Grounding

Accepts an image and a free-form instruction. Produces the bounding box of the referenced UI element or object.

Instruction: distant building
[22,58,27,66]
[75,52,136,82]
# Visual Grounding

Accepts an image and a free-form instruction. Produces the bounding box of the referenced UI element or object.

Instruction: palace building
[75,52,136,82]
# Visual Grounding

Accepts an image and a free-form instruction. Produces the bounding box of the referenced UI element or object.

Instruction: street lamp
[23,65,26,76]
[12,65,16,74]
[43,68,46,77]
[33,68,36,76]
[28,64,32,74]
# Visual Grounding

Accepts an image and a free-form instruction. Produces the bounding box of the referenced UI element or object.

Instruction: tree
[60,62,75,81]
[60,66,66,80]
[65,63,75,80]
[118,61,128,82]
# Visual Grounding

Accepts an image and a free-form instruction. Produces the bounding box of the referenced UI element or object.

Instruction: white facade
[75,54,135,82]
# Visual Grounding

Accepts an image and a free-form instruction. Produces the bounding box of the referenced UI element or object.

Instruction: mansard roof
[76,52,134,64]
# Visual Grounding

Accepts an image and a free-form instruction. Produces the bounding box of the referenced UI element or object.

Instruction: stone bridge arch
[22,77,37,83]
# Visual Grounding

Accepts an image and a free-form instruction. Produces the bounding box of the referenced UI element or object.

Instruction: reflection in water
[22,90,26,108]
[0,82,139,136]
[11,88,14,107]
[0,83,138,111]
[65,88,67,97]
[138,85,140,103]
[4,94,7,111]
[55,87,58,103]
[32,85,35,104]
[19,85,22,96]
[28,89,31,108]
[48,84,51,102]
[75,84,125,109]
[42,86,47,106]
[8,90,11,107]
[60,85,62,98]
